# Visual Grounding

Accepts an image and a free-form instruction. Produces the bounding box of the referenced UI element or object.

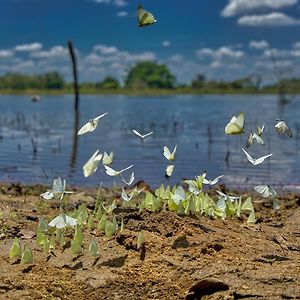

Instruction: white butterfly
[225,112,244,135]
[163,145,177,161]
[172,186,186,205]
[48,214,77,229]
[104,165,133,177]
[77,113,108,135]
[184,176,203,195]
[83,150,102,177]
[121,172,135,186]
[202,172,224,185]
[216,191,239,203]
[165,165,174,177]
[242,148,272,166]
[102,151,114,165]
[121,188,133,202]
[246,132,264,148]
[275,119,292,137]
[132,130,153,141]
[254,185,277,198]
[40,177,73,200]
[256,124,265,137]
[131,186,145,197]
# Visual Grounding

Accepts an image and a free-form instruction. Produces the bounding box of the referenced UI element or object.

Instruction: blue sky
[2,0,300,83]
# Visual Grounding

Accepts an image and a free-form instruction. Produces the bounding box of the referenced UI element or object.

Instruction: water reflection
[0,94,299,190]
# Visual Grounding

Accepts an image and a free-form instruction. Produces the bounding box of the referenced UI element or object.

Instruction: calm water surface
[0,94,299,190]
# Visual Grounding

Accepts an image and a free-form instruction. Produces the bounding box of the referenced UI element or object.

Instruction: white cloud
[249,40,270,49]
[93,44,118,55]
[222,0,297,17]
[30,46,68,58]
[0,50,14,58]
[210,61,223,68]
[3,42,300,84]
[293,41,300,48]
[290,49,300,56]
[93,0,127,7]
[117,11,128,17]
[196,46,244,59]
[238,12,300,26]
[162,40,171,48]
[168,54,183,63]
[10,60,35,72]
[15,42,43,52]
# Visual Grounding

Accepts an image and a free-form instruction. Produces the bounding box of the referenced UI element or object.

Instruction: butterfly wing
[49,215,64,228]
[121,172,135,186]
[254,185,269,197]
[133,129,142,138]
[171,145,177,160]
[172,186,185,205]
[52,177,63,194]
[255,153,272,165]
[78,121,92,135]
[94,112,108,122]
[121,188,133,202]
[235,112,244,129]
[163,146,172,160]
[119,165,134,174]
[40,191,54,200]
[284,122,293,137]
[137,5,146,23]
[103,151,114,165]
[242,148,255,165]
[166,165,174,177]
[137,5,156,26]
[143,131,153,139]
[210,175,224,185]
[257,124,265,136]
[83,150,102,177]
[225,113,244,135]
[246,132,254,148]
[252,133,264,145]
[65,215,78,227]
[104,165,117,176]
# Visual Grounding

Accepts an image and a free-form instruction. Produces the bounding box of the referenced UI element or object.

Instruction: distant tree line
[0,61,299,93]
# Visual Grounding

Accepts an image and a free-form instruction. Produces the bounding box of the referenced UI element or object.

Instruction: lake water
[0,94,300,191]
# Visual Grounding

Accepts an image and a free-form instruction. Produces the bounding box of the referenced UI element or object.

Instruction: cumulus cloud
[196,46,244,59]
[249,40,270,49]
[161,40,171,48]
[80,44,156,81]
[222,0,297,17]
[15,43,42,52]
[293,41,300,48]
[93,45,118,55]
[117,11,128,17]
[93,0,127,7]
[30,46,68,58]
[0,50,14,58]
[238,12,300,26]
[2,42,300,84]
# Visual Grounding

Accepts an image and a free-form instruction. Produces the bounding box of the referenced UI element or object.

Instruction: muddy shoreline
[0,182,299,299]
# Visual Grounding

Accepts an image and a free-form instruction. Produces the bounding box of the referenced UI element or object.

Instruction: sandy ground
[0,183,299,300]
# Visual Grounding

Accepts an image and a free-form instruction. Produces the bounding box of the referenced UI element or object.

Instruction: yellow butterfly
[137,5,157,27]
[225,112,244,135]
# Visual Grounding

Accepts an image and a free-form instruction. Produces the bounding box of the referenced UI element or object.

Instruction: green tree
[191,74,206,89]
[43,72,65,89]
[125,61,175,89]
[96,76,120,89]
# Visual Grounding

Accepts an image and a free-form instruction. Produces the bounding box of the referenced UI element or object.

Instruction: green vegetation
[0,61,299,95]
[125,61,175,89]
